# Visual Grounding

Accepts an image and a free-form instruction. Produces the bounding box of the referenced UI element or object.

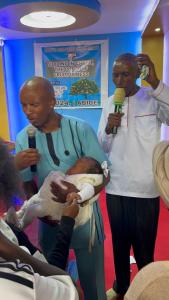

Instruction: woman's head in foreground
[0,139,22,209]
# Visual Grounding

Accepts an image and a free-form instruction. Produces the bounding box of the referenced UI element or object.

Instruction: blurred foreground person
[0,139,81,300]
[124,261,169,300]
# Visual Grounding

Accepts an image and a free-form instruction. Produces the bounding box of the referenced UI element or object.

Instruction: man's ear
[50,97,56,108]
[136,67,141,79]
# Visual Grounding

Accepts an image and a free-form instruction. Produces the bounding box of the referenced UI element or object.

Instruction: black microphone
[111,88,125,134]
[27,126,37,172]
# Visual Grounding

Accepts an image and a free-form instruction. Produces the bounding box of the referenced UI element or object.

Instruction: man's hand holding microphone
[14,126,40,171]
[14,148,40,171]
[105,88,125,135]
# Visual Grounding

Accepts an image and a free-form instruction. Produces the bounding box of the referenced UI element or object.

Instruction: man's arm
[3,201,79,273]
[47,217,75,269]
[51,122,110,202]
[0,231,82,299]
[79,121,110,193]
[98,96,116,153]
[0,230,67,276]
[50,180,79,203]
[94,172,110,195]
[136,54,169,120]
[136,53,160,89]
[51,173,110,205]
[47,200,79,270]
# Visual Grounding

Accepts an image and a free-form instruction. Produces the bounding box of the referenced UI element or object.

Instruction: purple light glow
[161,31,169,140]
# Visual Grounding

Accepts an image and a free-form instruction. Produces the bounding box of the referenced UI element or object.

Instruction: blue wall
[3,32,141,140]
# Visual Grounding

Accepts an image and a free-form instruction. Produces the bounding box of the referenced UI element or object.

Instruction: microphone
[27,126,37,172]
[111,88,125,134]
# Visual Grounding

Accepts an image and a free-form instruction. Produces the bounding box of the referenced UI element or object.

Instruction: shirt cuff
[151,80,164,97]
[77,184,95,203]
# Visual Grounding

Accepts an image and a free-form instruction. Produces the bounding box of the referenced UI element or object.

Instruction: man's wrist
[105,125,112,135]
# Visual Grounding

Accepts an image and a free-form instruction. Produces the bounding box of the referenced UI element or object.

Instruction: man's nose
[25,105,33,115]
[116,75,123,86]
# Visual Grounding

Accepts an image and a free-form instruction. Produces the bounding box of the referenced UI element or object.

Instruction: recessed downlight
[155,27,161,32]
[20,11,76,28]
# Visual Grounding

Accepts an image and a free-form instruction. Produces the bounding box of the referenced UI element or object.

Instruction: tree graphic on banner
[70,79,99,99]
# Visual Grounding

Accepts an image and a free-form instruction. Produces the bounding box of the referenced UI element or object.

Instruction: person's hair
[0,139,22,207]
[20,76,55,98]
[83,157,103,174]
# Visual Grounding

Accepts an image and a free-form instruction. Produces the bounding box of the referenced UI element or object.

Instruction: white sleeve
[152,81,169,124]
[34,274,79,300]
[33,250,48,262]
[98,97,114,153]
[16,194,40,219]
[77,183,95,203]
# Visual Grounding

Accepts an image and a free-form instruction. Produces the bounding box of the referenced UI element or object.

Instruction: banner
[34,40,108,108]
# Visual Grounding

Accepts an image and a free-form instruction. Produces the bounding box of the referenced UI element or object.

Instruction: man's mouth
[28,118,36,123]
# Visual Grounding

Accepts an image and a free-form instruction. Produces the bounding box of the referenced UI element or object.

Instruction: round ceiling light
[0,1,100,33]
[20,11,76,29]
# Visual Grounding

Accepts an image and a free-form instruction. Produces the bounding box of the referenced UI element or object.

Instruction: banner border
[34,39,108,109]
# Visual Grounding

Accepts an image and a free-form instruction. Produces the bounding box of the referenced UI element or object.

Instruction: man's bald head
[112,53,140,96]
[114,53,138,70]
[20,76,55,98]
[19,76,57,129]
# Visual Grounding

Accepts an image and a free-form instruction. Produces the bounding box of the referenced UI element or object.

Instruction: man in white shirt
[98,53,169,299]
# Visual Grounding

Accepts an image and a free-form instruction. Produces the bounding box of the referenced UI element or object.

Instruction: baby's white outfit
[17,171,103,228]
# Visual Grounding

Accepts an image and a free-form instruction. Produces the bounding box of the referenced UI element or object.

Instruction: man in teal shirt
[15,76,108,300]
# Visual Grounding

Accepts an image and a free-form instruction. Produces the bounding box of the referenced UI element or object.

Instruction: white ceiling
[0,0,160,40]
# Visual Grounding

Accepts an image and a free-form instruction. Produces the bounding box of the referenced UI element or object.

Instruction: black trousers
[106,194,160,295]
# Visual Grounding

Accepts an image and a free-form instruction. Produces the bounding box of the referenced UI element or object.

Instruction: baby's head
[66,157,103,175]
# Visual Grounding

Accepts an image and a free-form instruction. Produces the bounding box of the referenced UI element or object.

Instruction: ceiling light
[140,0,159,32]
[0,1,100,33]
[155,27,161,32]
[20,11,76,29]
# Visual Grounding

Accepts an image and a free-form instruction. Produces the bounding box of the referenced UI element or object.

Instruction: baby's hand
[63,200,79,219]
[4,207,20,228]
[51,181,79,203]
[66,192,81,202]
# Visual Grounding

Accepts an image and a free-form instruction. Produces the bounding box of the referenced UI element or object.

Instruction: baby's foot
[4,206,20,228]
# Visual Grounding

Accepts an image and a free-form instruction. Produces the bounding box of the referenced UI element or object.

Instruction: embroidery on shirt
[135,113,157,118]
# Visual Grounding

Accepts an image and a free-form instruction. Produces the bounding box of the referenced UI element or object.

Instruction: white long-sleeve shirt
[98,81,169,198]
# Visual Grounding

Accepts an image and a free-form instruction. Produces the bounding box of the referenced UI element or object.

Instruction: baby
[16,157,108,229]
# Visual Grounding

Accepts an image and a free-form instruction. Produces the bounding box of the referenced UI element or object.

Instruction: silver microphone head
[26,126,36,137]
